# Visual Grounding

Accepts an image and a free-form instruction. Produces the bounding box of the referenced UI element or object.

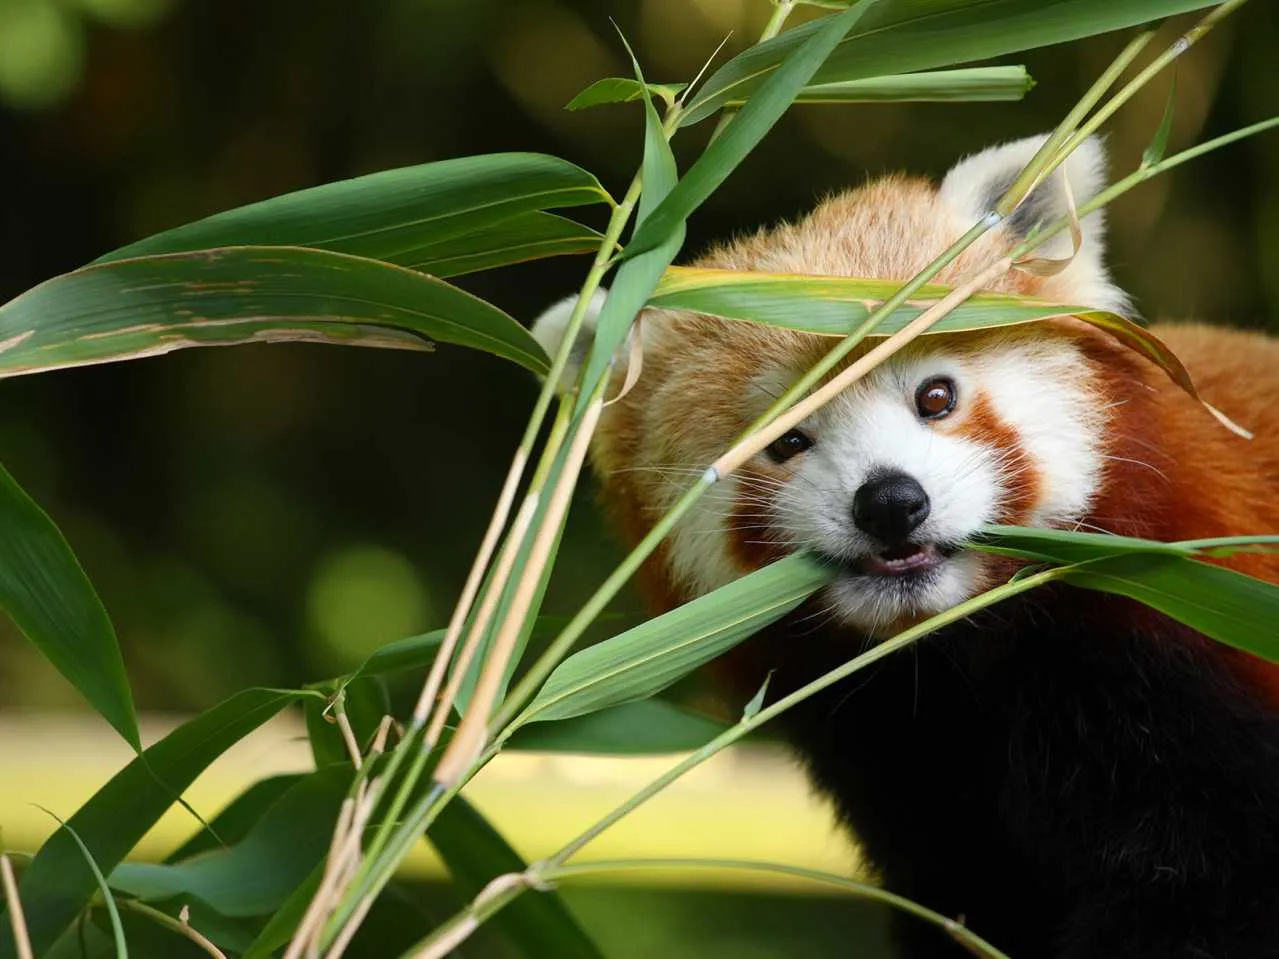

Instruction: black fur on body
[743,586,1279,958]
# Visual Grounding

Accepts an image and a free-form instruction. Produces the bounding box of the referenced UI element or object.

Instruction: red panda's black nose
[852,472,931,546]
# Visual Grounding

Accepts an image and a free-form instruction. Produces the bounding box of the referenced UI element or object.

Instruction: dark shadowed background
[0,0,1276,955]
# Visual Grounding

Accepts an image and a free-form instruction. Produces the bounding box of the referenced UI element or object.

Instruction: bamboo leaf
[343,629,445,686]
[42,814,128,959]
[1063,554,1279,662]
[109,766,353,917]
[240,863,322,959]
[566,78,687,110]
[428,795,604,959]
[626,4,868,258]
[576,33,684,405]
[977,525,1279,563]
[647,266,1202,408]
[165,775,304,863]
[409,212,605,277]
[0,688,312,957]
[93,153,611,269]
[1142,76,1178,168]
[976,526,1279,662]
[511,553,832,728]
[0,460,138,748]
[741,673,773,722]
[728,66,1035,105]
[684,0,1219,124]
[506,699,729,754]
[0,246,551,379]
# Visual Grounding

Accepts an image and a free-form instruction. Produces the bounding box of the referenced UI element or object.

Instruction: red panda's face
[709,330,1107,635]
[534,134,1128,634]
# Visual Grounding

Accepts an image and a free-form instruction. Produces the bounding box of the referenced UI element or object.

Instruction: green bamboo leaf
[1142,76,1178,168]
[506,699,729,754]
[576,34,684,405]
[241,862,322,959]
[625,4,867,258]
[727,66,1035,105]
[347,629,445,680]
[512,553,832,728]
[566,78,687,111]
[646,266,1202,409]
[166,774,304,863]
[1062,554,1279,662]
[0,246,551,378]
[741,672,773,722]
[429,795,604,959]
[109,766,353,917]
[409,211,604,277]
[93,153,611,268]
[42,813,128,959]
[0,460,138,748]
[975,526,1279,661]
[0,688,313,958]
[684,0,1219,124]
[977,525,1279,563]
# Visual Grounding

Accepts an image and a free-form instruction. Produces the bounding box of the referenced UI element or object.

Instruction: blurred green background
[0,0,1276,955]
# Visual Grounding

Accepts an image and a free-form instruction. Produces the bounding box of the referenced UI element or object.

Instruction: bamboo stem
[119,900,228,959]
[434,396,605,787]
[0,855,32,959]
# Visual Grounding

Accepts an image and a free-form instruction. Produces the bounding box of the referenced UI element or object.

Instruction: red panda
[533,135,1279,959]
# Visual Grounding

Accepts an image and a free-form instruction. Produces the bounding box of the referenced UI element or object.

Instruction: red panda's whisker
[1102,454,1172,483]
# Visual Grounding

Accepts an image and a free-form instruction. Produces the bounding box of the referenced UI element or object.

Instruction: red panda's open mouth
[854,542,947,577]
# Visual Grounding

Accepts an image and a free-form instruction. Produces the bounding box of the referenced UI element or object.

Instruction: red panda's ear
[530,289,608,393]
[939,135,1130,315]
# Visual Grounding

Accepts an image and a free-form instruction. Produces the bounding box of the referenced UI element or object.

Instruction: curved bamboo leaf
[409,212,604,277]
[1,688,313,958]
[43,813,128,959]
[429,795,604,959]
[684,0,1219,124]
[0,460,138,748]
[1064,555,1279,662]
[576,33,684,406]
[109,766,353,917]
[729,66,1035,105]
[506,699,729,754]
[647,266,1200,406]
[166,774,304,863]
[0,246,550,378]
[511,553,831,728]
[975,526,1279,661]
[566,78,687,110]
[93,153,611,269]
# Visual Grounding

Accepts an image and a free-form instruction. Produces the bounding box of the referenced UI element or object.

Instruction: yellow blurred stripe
[0,712,864,892]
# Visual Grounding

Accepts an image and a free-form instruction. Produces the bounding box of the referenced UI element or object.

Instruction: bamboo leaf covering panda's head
[534,135,1137,635]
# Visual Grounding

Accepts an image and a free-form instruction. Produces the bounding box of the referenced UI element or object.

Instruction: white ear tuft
[530,288,608,392]
[939,135,1128,314]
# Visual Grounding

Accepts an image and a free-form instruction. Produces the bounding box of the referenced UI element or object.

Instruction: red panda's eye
[766,429,813,464]
[915,377,957,420]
